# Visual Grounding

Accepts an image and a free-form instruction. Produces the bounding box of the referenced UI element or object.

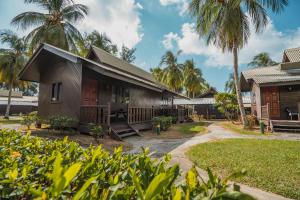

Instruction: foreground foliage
[0,129,254,199]
[187,139,300,199]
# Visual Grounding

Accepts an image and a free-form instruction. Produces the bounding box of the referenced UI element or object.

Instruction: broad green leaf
[129,168,144,199]
[63,162,82,188]
[172,188,182,200]
[73,176,98,200]
[186,167,197,190]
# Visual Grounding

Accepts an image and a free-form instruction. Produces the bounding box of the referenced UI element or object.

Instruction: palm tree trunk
[4,82,13,119]
[232,44,247,127]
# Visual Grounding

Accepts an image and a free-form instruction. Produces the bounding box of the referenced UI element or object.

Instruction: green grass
[220,122,266,135]
[187,139,300,199]
[177,122,207,134]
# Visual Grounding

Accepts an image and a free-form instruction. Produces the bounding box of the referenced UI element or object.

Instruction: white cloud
[75,0,143,49]
[159,0,188,16]
[162,32,179,49]
[162,21,300,68]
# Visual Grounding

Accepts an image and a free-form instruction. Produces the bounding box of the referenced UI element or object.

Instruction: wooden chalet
[241,47,300,132]
[19,43,189,139]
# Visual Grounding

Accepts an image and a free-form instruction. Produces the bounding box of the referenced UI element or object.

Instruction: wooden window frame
[51,82,62,103]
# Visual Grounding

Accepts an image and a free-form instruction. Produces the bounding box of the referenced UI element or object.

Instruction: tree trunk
[232,45,247,127]
[4,82,13,119]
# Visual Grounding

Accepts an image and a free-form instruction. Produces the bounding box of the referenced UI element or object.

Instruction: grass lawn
[177,122,208,134]
[220,121,270,135]
[187,139,300,199]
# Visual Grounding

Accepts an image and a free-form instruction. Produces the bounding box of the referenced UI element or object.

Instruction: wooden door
[262,86,280,118]
[81,78,98,105]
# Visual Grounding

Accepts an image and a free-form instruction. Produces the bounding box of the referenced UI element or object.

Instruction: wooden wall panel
[38,60,82,120]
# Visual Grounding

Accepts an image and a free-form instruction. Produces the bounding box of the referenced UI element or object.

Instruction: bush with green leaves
[214,93,239,121]
[88,123,104,141]
[0,129,254,200]
[152,116,173,131]
[48,115,78,133]
[21,111,39,130]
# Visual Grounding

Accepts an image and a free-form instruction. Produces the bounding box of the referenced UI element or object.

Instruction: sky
[0,0,300,91]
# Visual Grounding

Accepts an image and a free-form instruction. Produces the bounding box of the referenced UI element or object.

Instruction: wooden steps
[270,120,300,133]
[110,123,140,140]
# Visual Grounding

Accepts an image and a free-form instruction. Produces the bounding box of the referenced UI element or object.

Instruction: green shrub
[152,116,173,131]
[48,115,78,133]
[0,129,254,200]
[88,123,104,141]
[21,115,34,130]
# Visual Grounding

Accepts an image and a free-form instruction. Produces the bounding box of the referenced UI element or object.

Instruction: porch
[79,104,190,139]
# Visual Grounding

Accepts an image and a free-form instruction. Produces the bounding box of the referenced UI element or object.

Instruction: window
[111,85,130,103]
[51,82,62,102]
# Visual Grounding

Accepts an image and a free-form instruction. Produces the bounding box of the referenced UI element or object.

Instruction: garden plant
[0,129,254,199]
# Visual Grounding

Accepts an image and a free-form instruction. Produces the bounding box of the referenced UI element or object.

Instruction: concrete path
[168,123,294,200]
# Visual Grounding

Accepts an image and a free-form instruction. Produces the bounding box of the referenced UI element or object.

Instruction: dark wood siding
[194,104,225,119]
[82,68,165,111]
[38,60,82,120]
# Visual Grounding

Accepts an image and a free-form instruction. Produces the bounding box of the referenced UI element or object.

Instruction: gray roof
[284,47,300,62]
[174,96,251,105]
[20,43,187,98]
[241,63,300,91]
[90,46,157,83]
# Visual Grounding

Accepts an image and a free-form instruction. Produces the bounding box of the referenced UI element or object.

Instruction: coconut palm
[120,45,136,63]
[248,52,277,67]
[79,31,118,56]
[11,0,88,53]
[150,67,164,82]
[160,51,183,92]
[189,0,288,126]
[183,60,204,98]
[225,73,236,94]
[0,30,29,119]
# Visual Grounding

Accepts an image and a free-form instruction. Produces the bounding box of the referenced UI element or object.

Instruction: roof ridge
[284,47,300,52]
[91,45,151,74]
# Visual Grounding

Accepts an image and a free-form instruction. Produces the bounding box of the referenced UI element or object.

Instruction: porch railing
[127,106,189,125]
[80,103,110,126]
[261,103,270,120]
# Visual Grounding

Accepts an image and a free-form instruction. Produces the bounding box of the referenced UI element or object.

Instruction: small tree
[88,123,104,142]
[215,93,239,122]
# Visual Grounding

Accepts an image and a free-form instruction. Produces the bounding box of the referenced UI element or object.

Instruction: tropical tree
[248,52,277,67]
[150,67,164,82]
[120,45,136,63]
[225,73,236,94]
[11,0,88,53]
[78,31,118,56]
[189,0,288,126]
[183,60,204,98]
[160,51,183,92]
[0,30,29,119]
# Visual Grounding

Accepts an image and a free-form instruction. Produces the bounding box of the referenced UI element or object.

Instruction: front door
[262,86,280,118]
[81,78,98,105]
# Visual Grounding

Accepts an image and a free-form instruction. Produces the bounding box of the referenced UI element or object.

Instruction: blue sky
[1,0,300,91]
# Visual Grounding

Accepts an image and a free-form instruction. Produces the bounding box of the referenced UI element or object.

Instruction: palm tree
[189,0,288,126]
[183,60,204,98]
[225,73,236,94]
[0,30,29,119]
[11,0,88,53]
[248,52,277,67]
[150,67,164,82]
[79,31,118,56]
[160,51,183,92]
[120,45,136,63]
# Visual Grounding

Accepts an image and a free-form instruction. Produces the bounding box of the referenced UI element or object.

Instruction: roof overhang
[19,43,79,82]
